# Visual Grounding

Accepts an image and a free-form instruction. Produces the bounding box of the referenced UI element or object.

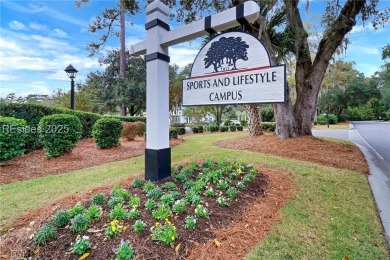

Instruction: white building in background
[169,106,216,125]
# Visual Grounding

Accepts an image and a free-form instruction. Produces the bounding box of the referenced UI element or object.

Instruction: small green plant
[143,181,156,193]
[69,204,85,217]
[132,178,144,188]
[162,181,177,191]
[160,193,175,205]
[127,208,141,220]
[194,205,209,218]
[147,187,163,199]
[133,219,146,233]
[229,172,238,179]
[129,196,141,208]
[172,200,185,214]
[51,210,71,228]
[34,223,56,245]
[109,204,128,220]
[105,220,125,238]
[191,194,202,205]
[173,172,187,183]
[242,174,254,184]
[87,204,102,221]
[168,191,182,200]
[92,117,123,148]
[145,199,156,211]
[216,179,230,190]
[184,216,197,229]
[236,181,245,190]
[110,186,131,200]
[91,193,107,205]
[72,235,91,255]
[216,196,229,207]
[204,187,215,197]
[226,187,238,199]
[184,189,197,204]
[152,203,171,220]
[183,180,196,190]
[70,213,91,233]
[113,239,135,260]
[108,196,125,209]
[0,116,29,161]
[151,219,178,246]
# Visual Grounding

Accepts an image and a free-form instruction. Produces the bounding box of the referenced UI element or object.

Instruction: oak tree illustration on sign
[204,37,249,73]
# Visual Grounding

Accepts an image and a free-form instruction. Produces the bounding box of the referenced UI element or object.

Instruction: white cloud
[0,74,19,81]
[50,28,68,38]
[348,45,380,56]
[170,46,198,67]
[28,2,48,13]
[8,20,28,31]
[29,22,48,31]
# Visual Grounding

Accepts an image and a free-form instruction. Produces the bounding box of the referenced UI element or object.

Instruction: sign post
[130,0,260,181]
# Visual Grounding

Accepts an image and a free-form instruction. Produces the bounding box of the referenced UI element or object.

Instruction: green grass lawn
[0,132,388,258]
[312,122,350,130]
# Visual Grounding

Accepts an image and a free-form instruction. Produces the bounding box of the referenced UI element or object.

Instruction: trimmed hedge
[92,118,123,149]
[192,125,204,134]
[169,128,178,139]
[219,126,229,132]
[260,122,276,131]
[237,126,243,131]
[209,125,219,132]
[317,114,338,125]
[0,116,29,161]
[229,125,237,132]
[122,122,146,140]
[0,103,146,148]
[176,127,186,135]
[38,114,82,158]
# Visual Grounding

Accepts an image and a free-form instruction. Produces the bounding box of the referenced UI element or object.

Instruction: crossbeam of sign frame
[183,32,286,106]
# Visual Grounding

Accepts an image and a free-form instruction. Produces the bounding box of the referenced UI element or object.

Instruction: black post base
[145,148,171,181]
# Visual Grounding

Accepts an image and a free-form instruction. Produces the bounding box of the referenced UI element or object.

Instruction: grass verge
[0,132,388,258]
[312,122,350,130]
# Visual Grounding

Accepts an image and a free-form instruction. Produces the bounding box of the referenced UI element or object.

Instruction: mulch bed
[0,137,183,185]
[216,135,368,174]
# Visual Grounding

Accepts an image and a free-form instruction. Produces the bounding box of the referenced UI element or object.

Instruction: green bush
[219,126,229,132]
[169,128,178,139]
[260,122,276,131]
[317,114,338,124]
[229,125,236,132]
[237,126,243,131]
[192,126,199,133]
[176,127,186,135]
[261,107,274,122]
[347,107,363,121]
[240,120,248,127]
[198,125,204,133]
[92,118,123,148]
[0,116,29,161]
[209,125,219,132]
[38,114,82,158]
[34,223,56,245]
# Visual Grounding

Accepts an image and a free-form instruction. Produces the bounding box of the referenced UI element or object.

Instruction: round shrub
[92,118,123,148]
[34,223,56,245]
[51,210,71,228]
[209,125,219,132]
[122,122,138,141]
[237,126,243,131]
[169,128,178,139]
[229,125,236,132]
[198,125,204,133]
[176,127,186,135]
[134,121,146,137]
[38,114,82,158]
[260,122,276,131]
[219,126,229,132]
[192,126,199,134]
[0,116,29,161]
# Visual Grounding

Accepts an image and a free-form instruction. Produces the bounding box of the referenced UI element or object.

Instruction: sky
[0,0,389,98]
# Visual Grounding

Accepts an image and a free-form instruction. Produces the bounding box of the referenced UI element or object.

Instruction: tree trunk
[119,4,126,116]
[246,104,262,136]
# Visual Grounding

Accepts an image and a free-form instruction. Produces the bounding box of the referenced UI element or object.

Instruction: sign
[183,31,286,106]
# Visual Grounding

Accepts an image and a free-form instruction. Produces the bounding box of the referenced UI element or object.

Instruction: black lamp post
[64,64,78,110]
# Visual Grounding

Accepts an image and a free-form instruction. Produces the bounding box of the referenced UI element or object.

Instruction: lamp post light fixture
[64,64,78,110]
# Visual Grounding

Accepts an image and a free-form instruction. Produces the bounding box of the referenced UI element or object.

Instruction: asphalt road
[313,121,390,244]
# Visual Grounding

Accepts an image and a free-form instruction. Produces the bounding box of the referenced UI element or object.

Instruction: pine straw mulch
[0,137,183,185]
[0,167,294,260]
[216,134,368,174]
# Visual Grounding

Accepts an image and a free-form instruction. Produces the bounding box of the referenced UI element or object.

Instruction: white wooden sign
[183,31,286,106]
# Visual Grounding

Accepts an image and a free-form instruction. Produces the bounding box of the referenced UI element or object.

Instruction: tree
[183,106,207,124]
[76,0,140,115]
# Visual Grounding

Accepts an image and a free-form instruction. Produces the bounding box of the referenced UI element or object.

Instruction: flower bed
[26,159,269,259]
